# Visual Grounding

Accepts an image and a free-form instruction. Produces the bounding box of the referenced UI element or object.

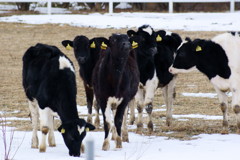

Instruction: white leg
[48,116,56,147]
[28,99,39,149]
[128,99,135,125]
[93,96,100,129]
[135,88,144,134]
[214,86,229,134]
[39,107,52,152]
[231,87,240,133]
[165,77,176,126]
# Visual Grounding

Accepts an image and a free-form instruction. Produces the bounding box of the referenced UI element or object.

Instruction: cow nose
[122,42,131,49]
[149,47,157,55]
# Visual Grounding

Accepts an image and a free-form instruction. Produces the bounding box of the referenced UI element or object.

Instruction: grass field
[0,22,237,139]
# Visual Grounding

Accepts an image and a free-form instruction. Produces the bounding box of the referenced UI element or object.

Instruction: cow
[127,25,158,134]
[169,32,240,134]
[154,30,182,126]
[22,43,95,157]
[92,34,139,150]
[62,36,108,129]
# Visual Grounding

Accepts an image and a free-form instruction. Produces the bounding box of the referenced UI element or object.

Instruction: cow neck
[57,103,79,123]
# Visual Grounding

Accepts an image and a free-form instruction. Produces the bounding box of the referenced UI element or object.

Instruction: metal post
[86,138,94,160]
[109,0,113,14]
[47,0,51,15]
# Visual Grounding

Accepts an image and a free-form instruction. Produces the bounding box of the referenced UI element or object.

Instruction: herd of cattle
[22,24,240,157]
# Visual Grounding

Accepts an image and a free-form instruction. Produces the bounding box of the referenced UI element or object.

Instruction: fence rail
[0,0,239,14]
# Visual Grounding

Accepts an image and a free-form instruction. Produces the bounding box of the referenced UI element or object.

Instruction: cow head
[62,36,108,64]
[169,38,204,74]
[127,25,157,57]
[58,118,95,157]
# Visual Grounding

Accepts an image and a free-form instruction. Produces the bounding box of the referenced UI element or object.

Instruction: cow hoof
[166,117,172,127]
[148,121,153,134]
[116,136,122,148]
[94,116,100,129]
[31,145,38,149]
[122,132,129,142]
[102,140,110,151]
[136,123,143,134]
[39,146,46,152]
[81,144,85,153]
[49,144,56,147]
[87,116,92,124]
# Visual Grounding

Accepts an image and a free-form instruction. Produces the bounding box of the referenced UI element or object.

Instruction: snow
[0,11,240,31]
[0,130,239,160]
[182,92,232,98]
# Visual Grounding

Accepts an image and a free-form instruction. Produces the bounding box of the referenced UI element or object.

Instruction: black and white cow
[22,43,95,156]
[169,32,240,134]
[62,36,108,128]
[127,25,182,133]
[127,25,158,134]
[92,34,139,150]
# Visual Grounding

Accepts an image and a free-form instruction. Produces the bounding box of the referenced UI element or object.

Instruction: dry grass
[0,22,236,139]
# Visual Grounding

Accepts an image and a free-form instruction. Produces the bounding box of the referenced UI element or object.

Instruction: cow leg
[111,109,117,141]
[128,99,135,125]
[28,99,39,149]
[114,101,128,149]
[102,101,112,151]
[122,107,129,142]
[39,107,52,152]
[214,86,229,134]
[135,88,144,134]
[164,77,176,127]
[232,88,240,134]
[93,95,100,129]
[48,116,56,147]
[85,84,93,124]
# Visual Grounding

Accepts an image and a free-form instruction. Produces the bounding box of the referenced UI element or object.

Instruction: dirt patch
[0,22,235,139]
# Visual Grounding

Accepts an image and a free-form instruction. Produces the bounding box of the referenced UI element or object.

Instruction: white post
[230,0,235,12]
[169,0,173,13]
[109,0,113,14]
[47,0,51,15]
[86,138,94,160]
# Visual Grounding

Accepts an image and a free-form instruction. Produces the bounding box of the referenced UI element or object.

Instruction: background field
[0,22,237,140]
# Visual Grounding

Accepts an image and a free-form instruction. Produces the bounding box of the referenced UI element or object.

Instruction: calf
[169,32,240,134]
[22,43,95,156]
[127,25,158,134]
[154,30,182,126]
[62,36,108,128]
[92,34,139,150]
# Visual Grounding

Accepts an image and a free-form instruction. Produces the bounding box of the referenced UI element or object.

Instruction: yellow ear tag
[196,45,202,52]
[132,41,138,49]
[101,42,107,50]
[90,41,96,48]
[156,35,162,42]
[66,44,72,50]
[85,127,90,132]
[61,128,65,134]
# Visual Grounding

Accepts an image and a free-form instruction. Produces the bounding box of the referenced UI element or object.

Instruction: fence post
[109,0,113,14]
[230,0,235,12]
[169,0,173,13]
[47,0,51,15]
[86,138,94,160]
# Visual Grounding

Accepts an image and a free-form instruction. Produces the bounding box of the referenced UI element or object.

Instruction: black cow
[22,43,95,157]
[62,36,108,128]
[92,34,139,150]
[169,32,240,134]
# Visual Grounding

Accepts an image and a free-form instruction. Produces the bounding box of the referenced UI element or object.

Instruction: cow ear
[127,30,136,37]
[62,40,73,50]
[156,34,162,42]
[185,37,192,42]
[89,40,96,49]
[193,39,205,53]
[85,123,95,131]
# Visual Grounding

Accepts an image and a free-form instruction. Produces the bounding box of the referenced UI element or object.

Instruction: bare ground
[0,22,236,139]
